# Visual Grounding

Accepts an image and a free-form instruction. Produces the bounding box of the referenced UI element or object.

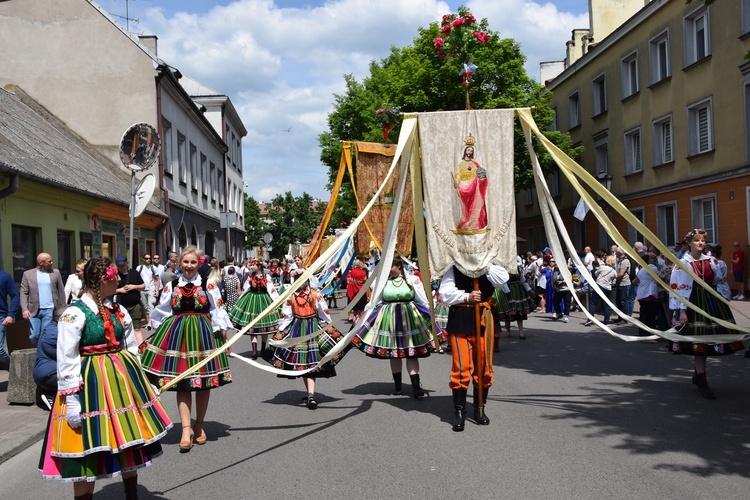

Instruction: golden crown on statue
[464,133,476,146]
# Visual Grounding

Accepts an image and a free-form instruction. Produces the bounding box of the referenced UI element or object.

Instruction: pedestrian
[32,321,58,410]
[635,253,661,341]
[551,260,572,323]
[160,259,177,286]
[584,257,616,326]
[136,253,158,325]
[0,268,19,370]
[140,246,233,452]
[20,252,66,347]
[38,257,171,498]
[494,266,536,340]
[345,259,369,322]
[432,277,450,352]
[114,254,145,344]
[543,257,556,318]
[350,257,440,398]
[613,248,633,322]
[731,241,745,300]
[229,259,280,359]
[669,229,745,399]
[264,269,349,409]
[63,259,87,305]
[439,263,508,431]
[221,265,242,314]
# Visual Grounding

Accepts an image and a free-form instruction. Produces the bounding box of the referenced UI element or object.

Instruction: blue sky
[104,0,589,202]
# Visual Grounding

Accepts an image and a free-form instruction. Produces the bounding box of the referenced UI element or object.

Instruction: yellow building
[517,0,750,255]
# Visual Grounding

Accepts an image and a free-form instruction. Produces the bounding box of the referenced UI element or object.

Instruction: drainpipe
[0,173,19,270]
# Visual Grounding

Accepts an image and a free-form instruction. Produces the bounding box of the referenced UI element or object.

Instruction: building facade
[517,0,750,255]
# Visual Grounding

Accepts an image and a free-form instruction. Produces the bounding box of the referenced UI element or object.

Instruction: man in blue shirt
[0,269,19,370]
[20,252,66,346]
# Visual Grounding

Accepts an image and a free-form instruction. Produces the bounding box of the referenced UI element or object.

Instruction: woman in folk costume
[140,246,232,452]
[432,277,451,352]
[669,229,745,399]
[264,268,348,409]
[229,259,280,360]
[351,257,442,398]
[39,257,171,500]
[346,259,369,322]
[493,265,536,341]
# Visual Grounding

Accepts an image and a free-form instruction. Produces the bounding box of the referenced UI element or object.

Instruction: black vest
[445,266,497,336]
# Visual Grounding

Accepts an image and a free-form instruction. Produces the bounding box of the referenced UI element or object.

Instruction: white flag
[573,197,589,221]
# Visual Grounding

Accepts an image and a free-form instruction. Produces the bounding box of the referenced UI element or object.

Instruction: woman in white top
[635,253,661,340]
[584,256,617,326]
[63,259,87,304]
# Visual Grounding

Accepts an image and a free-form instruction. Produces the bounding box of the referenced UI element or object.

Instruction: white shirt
[439,265,509,306]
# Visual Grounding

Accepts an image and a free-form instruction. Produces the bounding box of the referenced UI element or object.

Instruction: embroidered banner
[418,109,516,277]
[355,142,414,257]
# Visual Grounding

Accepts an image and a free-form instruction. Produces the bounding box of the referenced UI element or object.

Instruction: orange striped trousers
[448,332,494,390]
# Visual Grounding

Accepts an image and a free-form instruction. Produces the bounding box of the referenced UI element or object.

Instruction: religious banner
[417,109,516,276]
[355,141,414,257]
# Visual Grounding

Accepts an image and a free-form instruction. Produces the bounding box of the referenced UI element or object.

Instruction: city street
[3,308,750,499]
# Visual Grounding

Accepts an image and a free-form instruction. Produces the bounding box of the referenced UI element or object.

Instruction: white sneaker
[732,294,740,299]
[41,394,53,411]
[562,315,569,323]
[738,295,746,300]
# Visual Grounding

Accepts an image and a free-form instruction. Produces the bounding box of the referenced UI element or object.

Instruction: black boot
[692,371,716,400]
[452,389,467,432]
[123,475,138,500]
[74,495,93,500]
[473,386,490,425]
[251,343,258,360]
[392,372,402,395]
[410,373,425,399]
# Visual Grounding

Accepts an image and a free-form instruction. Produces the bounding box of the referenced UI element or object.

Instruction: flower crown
[684,228,707,242]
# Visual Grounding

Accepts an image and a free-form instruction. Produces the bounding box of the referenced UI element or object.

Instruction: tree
[264,192,325,259]
[243,193,265,250]
[318,8,582,220]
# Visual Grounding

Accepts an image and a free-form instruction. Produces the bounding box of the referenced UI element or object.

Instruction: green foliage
[318,9,580,221]
[243,193,264,249]
[264,192,325,259]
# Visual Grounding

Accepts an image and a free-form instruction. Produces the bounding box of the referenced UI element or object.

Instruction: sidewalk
[3,297,750,466]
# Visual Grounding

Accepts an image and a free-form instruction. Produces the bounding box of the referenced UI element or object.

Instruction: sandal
[179,425,194,452]
[519,333,526,340]
[193,420,207,445]
[306,395,318,410]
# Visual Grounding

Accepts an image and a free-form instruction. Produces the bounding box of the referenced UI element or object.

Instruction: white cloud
[131,0,587,201]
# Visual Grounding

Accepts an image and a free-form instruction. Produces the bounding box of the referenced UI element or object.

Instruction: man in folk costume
[418,114,516,432]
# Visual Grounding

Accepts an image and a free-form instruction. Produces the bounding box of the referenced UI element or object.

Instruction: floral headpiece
[375,106,401,142]
[105,265,118,282]
[684,228,707,242]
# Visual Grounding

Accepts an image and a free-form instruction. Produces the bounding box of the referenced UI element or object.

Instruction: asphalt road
[3,310,750,499]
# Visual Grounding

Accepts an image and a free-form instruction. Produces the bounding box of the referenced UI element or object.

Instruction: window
[687,97,713,156]
[649,31,670,84]
[594,138,609,177]
[189,143,197,192]
[656,202,678,247]
[652,114,673,166]
[177,132,186,185]
[549,169,561,197]
[101,234,115,259]
[592,74,606,116]
[12,225,39,283]
[627,208,645,246]
[624,128,642,174]
[744,0,750,36]
[162,118,172,176]
[526,227,535,254]
[684,6,710,66]
[218,170,225,209]
[691,195,717,244]
[524,188,533,206]
[201,154,208,198]
[550,106,558,132]
[568,92,580,128]
[621,52,638,98]
[210,162,217,202]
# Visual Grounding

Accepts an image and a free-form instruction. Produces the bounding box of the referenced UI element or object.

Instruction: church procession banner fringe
[160,109,750,392]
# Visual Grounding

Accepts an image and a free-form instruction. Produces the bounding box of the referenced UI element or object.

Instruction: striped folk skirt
[264,315,349,378]
[229,290,280,334]
[140,312,233,391]
[38,345,172,482]
[494,282,537,322]
[351,301,442,359]
[668,285,745,356]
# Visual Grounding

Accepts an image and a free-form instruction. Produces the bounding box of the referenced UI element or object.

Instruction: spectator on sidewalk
[732,241,745,300]
[161,259,177,286]
[0,269,19,370]
[63,259,87,305]
[114,254,145,344]
[32,320,58,410]
[137,254,158,325]
[20,252,66,346]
